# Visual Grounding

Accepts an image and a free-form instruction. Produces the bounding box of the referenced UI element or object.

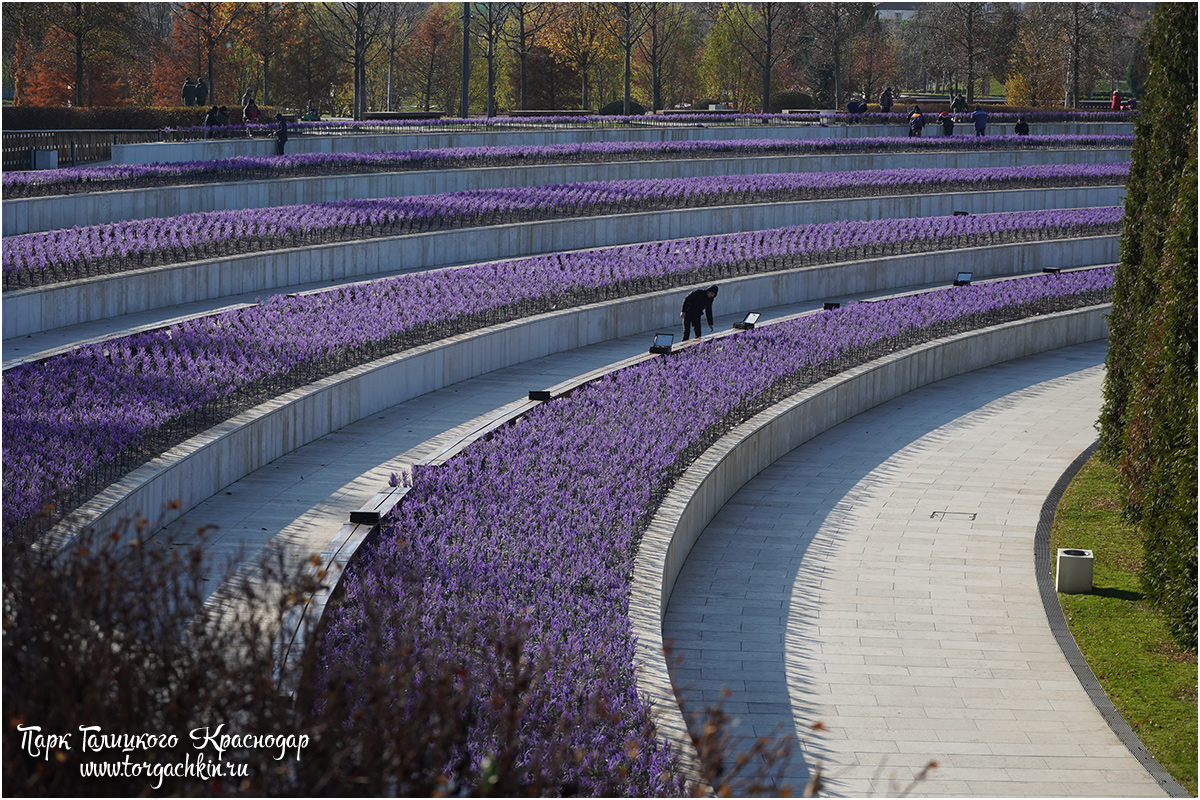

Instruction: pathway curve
[662,340,1167,797]
[154,292,911,595]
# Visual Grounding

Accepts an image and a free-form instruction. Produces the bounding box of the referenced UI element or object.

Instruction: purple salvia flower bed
[1,208,1124,540]
[2,163,1129,290]
[316,267,1116,794]
[1,134,1134,198]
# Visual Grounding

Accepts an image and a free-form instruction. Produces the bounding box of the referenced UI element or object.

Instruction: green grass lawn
[1051,457,1197,795]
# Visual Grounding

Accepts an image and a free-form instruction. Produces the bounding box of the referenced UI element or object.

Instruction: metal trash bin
[1056,548,1094,593]
[32,149,58,170]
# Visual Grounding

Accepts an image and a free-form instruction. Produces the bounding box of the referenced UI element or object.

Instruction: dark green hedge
[598,99,646,116]
[770,91,814,111]
[1,105,280,130]
[1099,2,1198,651]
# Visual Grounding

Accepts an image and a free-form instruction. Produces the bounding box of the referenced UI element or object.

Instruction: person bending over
[681,285,719,341]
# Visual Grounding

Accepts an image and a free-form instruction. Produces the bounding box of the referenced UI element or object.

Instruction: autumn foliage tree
[401,4,462,114]
[544,3,618,110]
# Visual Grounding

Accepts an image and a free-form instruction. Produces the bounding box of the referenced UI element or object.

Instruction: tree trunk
[520,51,528,109]
[262,54,271,106]
[460,3,470,118]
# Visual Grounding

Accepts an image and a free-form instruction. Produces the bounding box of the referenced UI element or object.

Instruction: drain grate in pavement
[930,511,977,521]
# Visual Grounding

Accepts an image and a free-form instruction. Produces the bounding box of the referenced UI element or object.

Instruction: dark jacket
[681,287,717,326]
[275,116,288,143]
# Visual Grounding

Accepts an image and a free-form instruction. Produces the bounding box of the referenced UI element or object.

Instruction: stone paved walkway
[663,340,1167,797]
[147,294,880,592]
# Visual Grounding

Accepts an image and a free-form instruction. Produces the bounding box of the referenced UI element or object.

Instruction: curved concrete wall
[108,123,1135,165]
[626,305,1112,782]
[3,186,1126,339]
[43,249,1115,551]
[3,148,1131,236]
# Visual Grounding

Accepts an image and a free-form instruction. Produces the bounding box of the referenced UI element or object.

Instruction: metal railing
[2,129,162,171]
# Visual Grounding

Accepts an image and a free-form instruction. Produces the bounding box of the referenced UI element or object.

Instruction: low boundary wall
[626,305,1112,783]
[4,148,1131,236]
[43,248,1114,557]
[3,186,1126,339]
[107,123,1135,165]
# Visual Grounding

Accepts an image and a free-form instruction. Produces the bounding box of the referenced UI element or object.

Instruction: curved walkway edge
[38,248,1114,549]
[628,305,1111,787]
[1034,444,1190,797]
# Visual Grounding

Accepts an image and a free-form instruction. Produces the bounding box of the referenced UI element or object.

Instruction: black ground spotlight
[528,390,552,401]
[649,333,674,354]
[823,301,841,311]
[953,271,973,286]
[1042,267,1062,275]
[953,210,970,216]
[732,312,761,330]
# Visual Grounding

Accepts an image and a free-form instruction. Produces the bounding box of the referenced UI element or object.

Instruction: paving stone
[663,341,1168,797]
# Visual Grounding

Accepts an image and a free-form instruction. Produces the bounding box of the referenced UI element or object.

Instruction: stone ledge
[107,122,1136,166]
[3,148,1131,236]
[38,248,1118,551]
[2,186,1126,339]
[627,305,1110,785]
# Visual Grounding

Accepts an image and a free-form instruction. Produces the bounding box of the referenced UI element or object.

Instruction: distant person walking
[1014,117,1030,135]
[195,78,208,106]
[1111,89,1123,110]
[971,105,988,136]
[273,113,288,155]
[879,87,894,114]
[182,77,196,106]
[680,285,719,341]
[951,93,969,113]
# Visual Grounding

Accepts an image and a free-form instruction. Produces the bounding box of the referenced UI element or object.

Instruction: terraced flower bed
[2,163,1128,290]
[1,135,1133,198]
[315,267,1116,794]
[1,207,1123,543]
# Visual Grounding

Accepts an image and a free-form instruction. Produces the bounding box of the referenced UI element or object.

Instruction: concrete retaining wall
[4,186,1126,339]
[45,252,1115,551]
[626,305,1112,782]
[108,123,1135,165]
[4,148,1131,236]
[6,236,1120,369]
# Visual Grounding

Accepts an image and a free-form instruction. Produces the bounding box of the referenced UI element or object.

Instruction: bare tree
[471,2,510,116]
[1054,2,1123,106]
[795,2,873,110]
[311,2,388,119]
[500,2,561,110]
[499,2,560,110]
[378,3,421,111]
[924,2,992,103]
[599,2,648,114]
[636,2,690,112]
[723,2,803,113]
[180,2,249,105]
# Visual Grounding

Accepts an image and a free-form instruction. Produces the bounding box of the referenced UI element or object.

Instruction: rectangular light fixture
[732,311,761,330]
[823,301,841,311]
[650,333,674,354]
[954,272,973,286]
[528,390,552,401]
